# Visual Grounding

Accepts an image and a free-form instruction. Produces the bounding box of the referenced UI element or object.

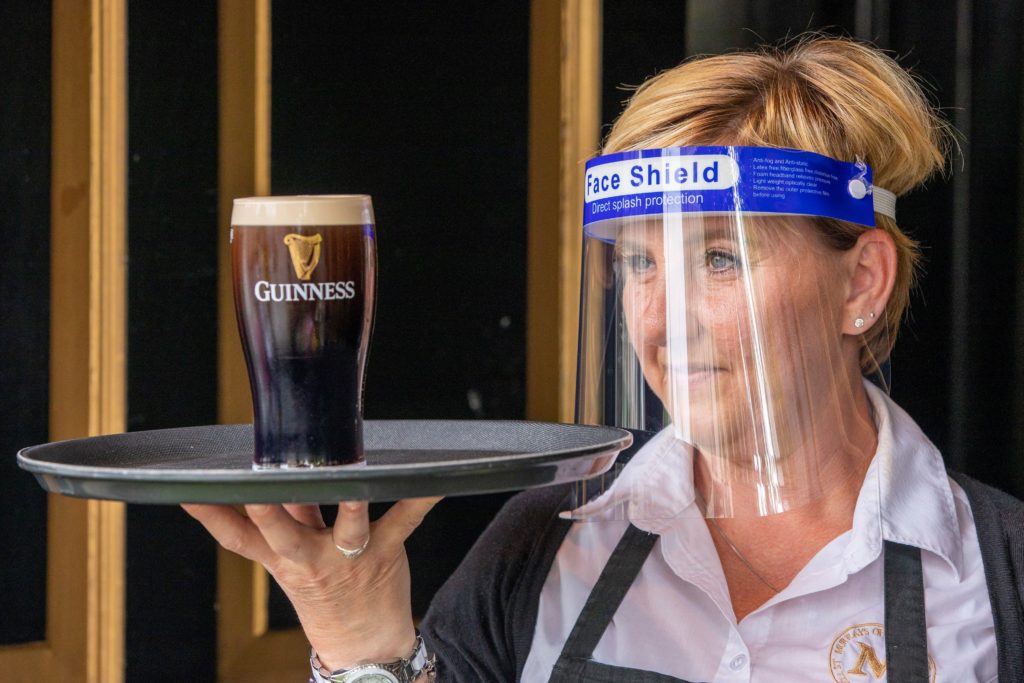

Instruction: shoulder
[949,471,1024,525]
[479,484,574,547]
[442,484,572,591]
[947,471,1024,586]
[420,485,573,681]
[948,472,1024,677]
[432,483,572,600]
[948,471,1024,557]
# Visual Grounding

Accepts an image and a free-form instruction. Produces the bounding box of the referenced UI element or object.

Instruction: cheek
[758,269,846,382]
[690,288,748,360]
[621,280,668,396]
[708,296,744,338]
[621,280,662,348]
[620,282,641,351]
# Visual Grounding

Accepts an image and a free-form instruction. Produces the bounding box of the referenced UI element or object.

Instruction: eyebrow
[616,221,747,253]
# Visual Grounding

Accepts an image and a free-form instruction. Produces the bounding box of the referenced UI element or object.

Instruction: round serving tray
[17,420,630,504]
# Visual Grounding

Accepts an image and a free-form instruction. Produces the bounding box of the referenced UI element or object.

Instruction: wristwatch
[310,635,435,683]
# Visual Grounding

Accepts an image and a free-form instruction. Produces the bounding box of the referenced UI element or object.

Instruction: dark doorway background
[265,0,530,631]
[0,0,51,648]
[3,2,1022,680]
[123,2,220,679]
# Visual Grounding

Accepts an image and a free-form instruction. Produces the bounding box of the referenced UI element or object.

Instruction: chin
[672,408,760,458]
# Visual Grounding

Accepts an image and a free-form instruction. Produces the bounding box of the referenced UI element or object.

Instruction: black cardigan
[419,473,1024,682]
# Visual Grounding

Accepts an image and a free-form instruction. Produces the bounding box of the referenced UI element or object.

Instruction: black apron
[548,525,929,682]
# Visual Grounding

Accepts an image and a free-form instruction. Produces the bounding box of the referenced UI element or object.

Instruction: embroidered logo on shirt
[829,623,935,682]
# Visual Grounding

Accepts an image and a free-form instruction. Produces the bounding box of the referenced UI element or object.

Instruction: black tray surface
[17,420,630,504]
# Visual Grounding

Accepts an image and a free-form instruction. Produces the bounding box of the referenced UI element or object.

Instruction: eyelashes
[615,248,742,280]
[619,253,655,276]
[705,248,739,273]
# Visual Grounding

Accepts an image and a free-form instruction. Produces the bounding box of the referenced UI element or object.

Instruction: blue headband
[583,146,896,230]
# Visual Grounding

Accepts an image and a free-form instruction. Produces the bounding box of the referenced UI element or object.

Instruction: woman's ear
[842,228,897,336]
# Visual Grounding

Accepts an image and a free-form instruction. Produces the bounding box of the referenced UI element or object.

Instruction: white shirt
[522,382,997,682]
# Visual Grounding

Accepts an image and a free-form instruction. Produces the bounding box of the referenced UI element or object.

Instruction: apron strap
[558,524,658,661]
[549,525,696,682]
[883,540,929,680]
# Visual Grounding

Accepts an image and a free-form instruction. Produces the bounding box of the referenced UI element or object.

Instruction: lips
[685,367,721,387]
[663,363,724,388]
[655,349,722,372]
[652,348,726,394]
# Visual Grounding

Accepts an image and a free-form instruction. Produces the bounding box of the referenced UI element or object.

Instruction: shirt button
[729,654,748,671]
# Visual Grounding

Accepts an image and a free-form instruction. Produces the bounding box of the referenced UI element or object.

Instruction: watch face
[347,667,399,683]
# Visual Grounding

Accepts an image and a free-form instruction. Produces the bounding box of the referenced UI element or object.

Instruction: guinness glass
[231,195,376,468]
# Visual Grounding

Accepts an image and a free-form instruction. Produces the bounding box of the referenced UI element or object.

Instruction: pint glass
[231,195,376,468]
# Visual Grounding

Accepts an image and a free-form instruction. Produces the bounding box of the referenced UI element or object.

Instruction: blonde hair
[603,36,951,371]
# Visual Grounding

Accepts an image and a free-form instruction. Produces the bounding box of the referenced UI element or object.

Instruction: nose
[624,261,708,351]
[662,262,708,347]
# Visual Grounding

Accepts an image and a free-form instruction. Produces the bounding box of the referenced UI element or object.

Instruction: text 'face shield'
[576,147,889,519]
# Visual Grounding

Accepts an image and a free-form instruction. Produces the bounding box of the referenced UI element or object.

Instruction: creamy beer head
[231,195,375,227]
[231,195,377,468]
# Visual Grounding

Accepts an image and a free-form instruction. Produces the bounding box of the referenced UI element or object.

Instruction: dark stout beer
[231,196,376,467]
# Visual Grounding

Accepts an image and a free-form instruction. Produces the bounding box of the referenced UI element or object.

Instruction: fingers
[284,503,326,530]
[244,504,318,562]
[372,497,443,548]
[181,504,274,565]
[185,496,441,568]
[332,501,371,553]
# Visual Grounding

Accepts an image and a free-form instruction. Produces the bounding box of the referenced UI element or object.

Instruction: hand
[182,496,441,670]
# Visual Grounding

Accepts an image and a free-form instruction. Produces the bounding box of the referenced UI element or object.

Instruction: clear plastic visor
[575,147,889,519]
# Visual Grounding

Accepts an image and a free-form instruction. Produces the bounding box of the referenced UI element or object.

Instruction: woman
[186,37,1024,682]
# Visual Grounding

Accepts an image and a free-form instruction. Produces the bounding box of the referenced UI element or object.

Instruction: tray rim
[17,419,632,482]
[16,420,631,504]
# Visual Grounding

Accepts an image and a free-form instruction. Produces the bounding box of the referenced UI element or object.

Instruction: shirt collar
[564,381,964,579]
[844,381,963,579]
[562,426,696,524]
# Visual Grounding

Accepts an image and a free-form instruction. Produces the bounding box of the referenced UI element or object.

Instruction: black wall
[0,0,50,647]
[124,2,220,680]
[267,0,530,629]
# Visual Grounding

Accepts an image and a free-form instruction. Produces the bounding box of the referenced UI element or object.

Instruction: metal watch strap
[310,635,435,683]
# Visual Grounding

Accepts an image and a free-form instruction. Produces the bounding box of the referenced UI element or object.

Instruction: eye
[705,248,739,273]
[617,252,656,277]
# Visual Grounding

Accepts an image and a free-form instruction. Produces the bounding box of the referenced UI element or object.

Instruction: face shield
[575,146,895,519]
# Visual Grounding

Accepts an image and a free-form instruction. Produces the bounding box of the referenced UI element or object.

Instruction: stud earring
[868,311,876,319]
[854,318,865,329]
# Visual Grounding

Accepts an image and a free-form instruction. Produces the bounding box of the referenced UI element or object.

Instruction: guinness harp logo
[283,233,323,281]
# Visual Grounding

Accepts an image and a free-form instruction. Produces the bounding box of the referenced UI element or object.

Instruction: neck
[694,381,880,621]
[692,380,878,518]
